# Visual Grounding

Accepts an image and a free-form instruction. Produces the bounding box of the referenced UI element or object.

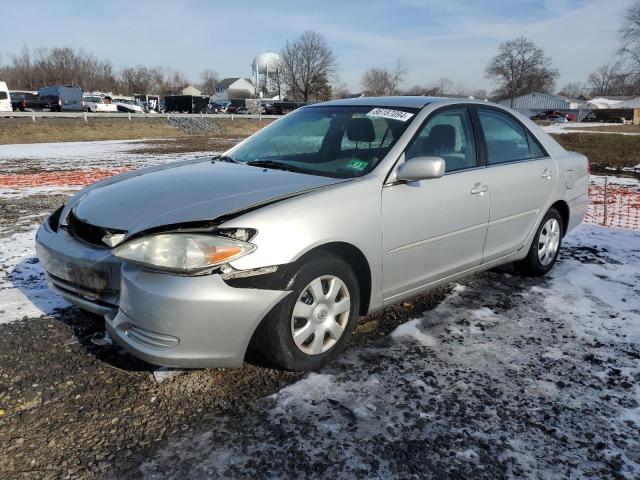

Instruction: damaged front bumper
[35,221,290,368]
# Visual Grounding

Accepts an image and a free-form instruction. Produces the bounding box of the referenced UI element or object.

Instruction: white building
[213,78,255,100]
[180,85,202,96]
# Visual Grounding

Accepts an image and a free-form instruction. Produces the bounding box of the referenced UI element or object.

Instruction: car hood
[70,159,349,235]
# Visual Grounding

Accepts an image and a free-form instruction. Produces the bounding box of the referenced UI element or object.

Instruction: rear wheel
[256,254,360,371]
[516,208,563,277]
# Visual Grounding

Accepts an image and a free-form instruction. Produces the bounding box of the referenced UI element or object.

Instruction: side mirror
[396,156,445,182]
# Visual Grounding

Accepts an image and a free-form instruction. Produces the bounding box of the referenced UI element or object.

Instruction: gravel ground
[0,268,446,479]
[167,117,223,135]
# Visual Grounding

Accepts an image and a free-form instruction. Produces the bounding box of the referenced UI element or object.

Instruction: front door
[382,107,490,302]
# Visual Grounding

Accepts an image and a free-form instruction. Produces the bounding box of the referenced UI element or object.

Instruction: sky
[0,0,633,93]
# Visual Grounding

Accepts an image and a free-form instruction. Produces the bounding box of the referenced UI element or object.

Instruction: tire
[256,254,360,371]
[516,208,563,277]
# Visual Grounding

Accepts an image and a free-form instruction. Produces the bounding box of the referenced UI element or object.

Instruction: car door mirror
[396,156,445,182]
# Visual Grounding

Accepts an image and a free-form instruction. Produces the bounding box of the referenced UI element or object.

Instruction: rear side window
[527,132,545,158]
[477,108,544,165]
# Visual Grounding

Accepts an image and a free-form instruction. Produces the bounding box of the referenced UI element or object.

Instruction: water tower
[252,51,281,98]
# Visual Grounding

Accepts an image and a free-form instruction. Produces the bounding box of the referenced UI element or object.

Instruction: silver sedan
[36,97,589,370]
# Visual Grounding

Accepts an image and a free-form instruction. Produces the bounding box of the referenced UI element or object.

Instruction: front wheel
[256,254,360,371]
[516,208,563,277]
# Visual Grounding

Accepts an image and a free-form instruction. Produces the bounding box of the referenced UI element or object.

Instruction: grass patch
[564,125,640,134]
[551,133,640,171]
[0,118,185,144]
[0,117,273,145]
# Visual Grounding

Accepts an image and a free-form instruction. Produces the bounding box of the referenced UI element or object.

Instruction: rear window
[61,87,83,101]
[0,92,8,100]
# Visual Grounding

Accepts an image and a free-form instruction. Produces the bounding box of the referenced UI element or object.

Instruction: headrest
[428,124,456,150]
[346,117,375,143]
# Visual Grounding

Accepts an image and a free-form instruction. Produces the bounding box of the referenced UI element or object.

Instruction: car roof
[313,96,450,109]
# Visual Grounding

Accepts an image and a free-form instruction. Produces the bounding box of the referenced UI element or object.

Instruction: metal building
[498,92,592,110]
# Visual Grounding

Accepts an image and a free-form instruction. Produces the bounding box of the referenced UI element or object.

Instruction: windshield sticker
[345,159,368,171]
[366,108,414,122]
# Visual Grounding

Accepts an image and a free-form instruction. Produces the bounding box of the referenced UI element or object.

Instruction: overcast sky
[1,0,633,92]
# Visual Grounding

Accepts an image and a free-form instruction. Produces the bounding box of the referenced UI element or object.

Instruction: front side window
[406,107,477,172]
[477,108,545,164]
[231,105,417,178]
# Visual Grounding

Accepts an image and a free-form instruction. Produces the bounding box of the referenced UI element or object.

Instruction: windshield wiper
[211,154,239,164]
[246,160,306,173]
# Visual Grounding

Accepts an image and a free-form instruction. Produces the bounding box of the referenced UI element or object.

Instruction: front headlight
[112,233,256,273]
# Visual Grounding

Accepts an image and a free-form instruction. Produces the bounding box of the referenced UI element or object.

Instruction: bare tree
[424,77,454,96]
[199,69,219,95]
[280,31,337,102]
[361,61,406,96]
[270,58,286,99]
[619,1,640,72]
[331,81,351,99]
[560,82,585,98]
[0,45,192,95]
[486,37,559,106]
[587,63,628,96]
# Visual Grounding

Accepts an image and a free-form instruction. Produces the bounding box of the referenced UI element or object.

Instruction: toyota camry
[36,97,589,370]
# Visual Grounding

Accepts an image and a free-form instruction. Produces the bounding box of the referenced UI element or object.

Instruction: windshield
[230,105,418,178]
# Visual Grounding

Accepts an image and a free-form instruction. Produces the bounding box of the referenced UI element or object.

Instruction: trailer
[134,94,161,112]
[164,95,210,113]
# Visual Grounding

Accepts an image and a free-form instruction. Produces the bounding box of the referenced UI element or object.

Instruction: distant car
[10,90,39,111]
[37,85,84,112]
[531,110,575,122]
[36,96,589,371]
[0,81,12,112]
[112,99,144,113]
[83,95,118,113]
[207,100,233,113]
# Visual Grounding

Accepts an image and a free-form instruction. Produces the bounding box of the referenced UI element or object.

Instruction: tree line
[2,1,640,102]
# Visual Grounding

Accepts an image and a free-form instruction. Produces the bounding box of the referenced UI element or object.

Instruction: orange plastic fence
[0,169,133,188]
[585,180,640,230]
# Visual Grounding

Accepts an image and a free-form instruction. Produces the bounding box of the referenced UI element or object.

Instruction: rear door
[475,107,558,262]
[61,87,84,111]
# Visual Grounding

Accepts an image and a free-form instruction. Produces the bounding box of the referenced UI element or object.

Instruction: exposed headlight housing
[113,233,256,274]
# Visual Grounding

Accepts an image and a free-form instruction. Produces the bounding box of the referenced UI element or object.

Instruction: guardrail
[0,111,281,121]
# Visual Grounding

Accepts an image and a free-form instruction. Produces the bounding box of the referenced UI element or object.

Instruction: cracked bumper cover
[35,222,290,368]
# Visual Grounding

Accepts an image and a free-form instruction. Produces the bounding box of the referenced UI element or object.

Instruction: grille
[67,212,125,248]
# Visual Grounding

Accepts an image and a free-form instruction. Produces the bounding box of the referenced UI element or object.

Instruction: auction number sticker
[366,108,414,122]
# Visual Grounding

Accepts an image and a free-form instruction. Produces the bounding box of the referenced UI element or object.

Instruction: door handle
[542,169,554,180]
[471,183,489,195]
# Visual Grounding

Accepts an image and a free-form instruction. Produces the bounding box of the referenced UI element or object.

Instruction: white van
[0,82,12,112]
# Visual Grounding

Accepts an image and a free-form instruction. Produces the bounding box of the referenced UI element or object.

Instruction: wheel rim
[290,275,351,355]
[537,218,561,266]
